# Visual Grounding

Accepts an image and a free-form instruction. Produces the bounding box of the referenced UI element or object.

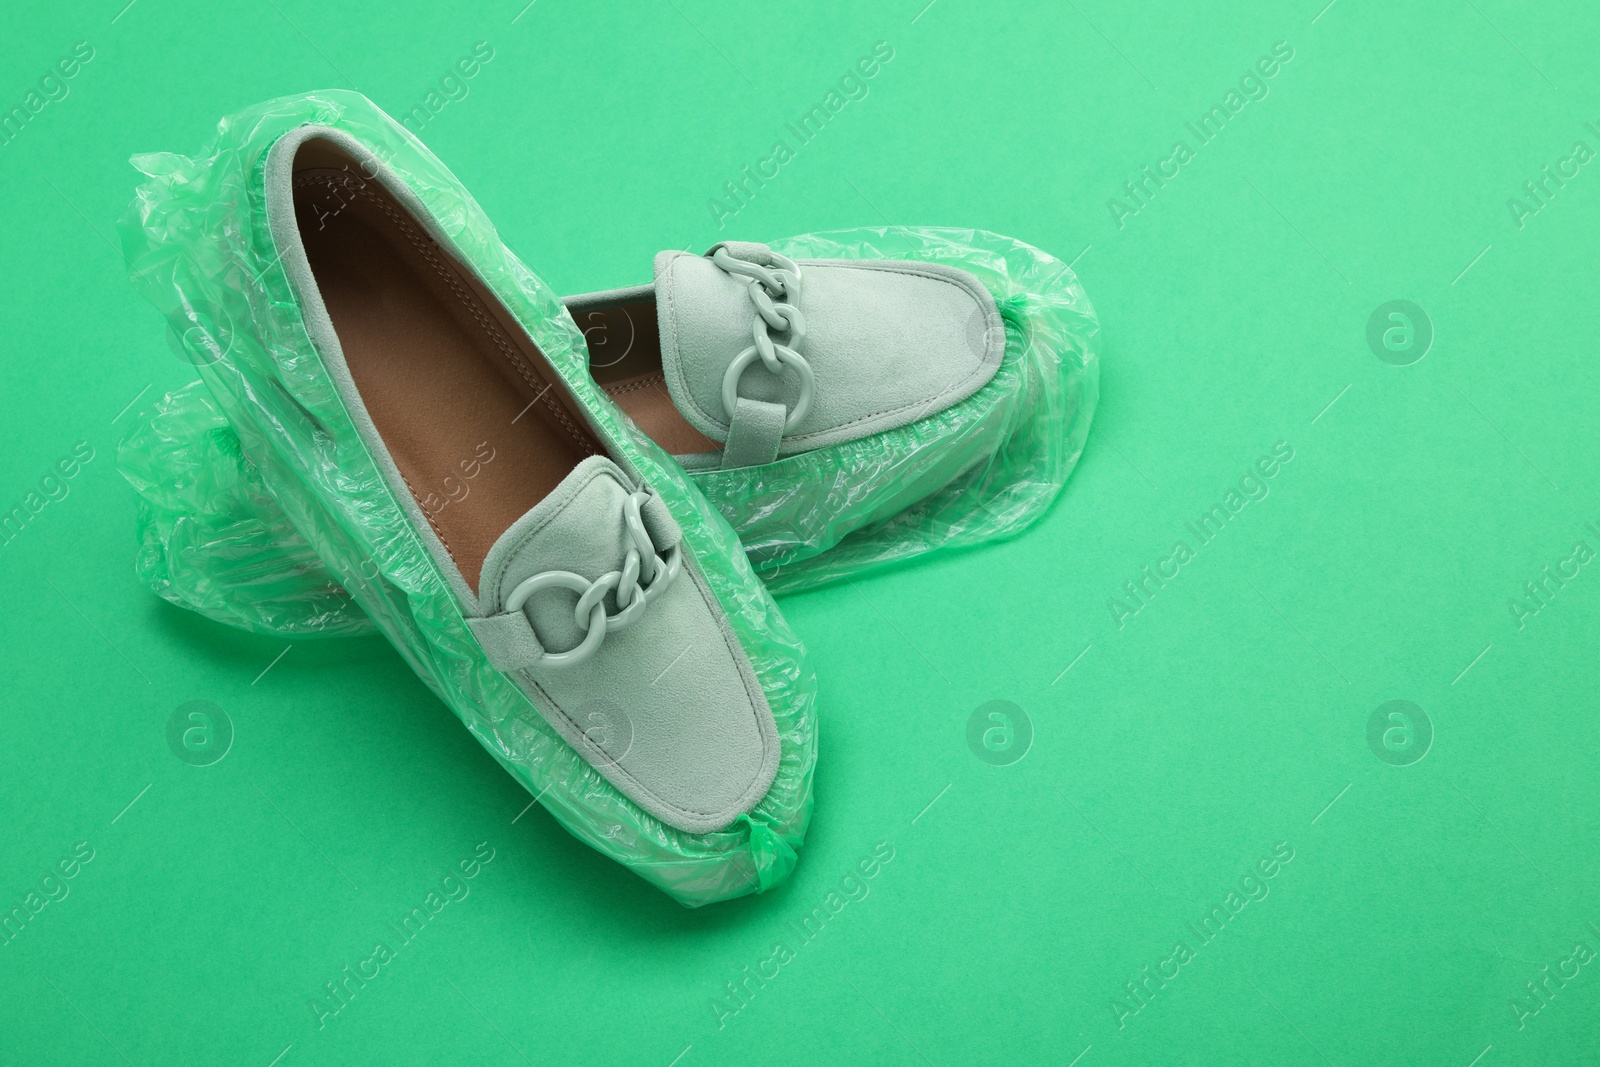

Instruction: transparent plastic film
[119,90,815,907]
[710,227,1098,593]
[118,380,375,638]
[120,227,1097,618]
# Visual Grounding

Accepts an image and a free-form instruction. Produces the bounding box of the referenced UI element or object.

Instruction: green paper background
[3,1,1598,1063]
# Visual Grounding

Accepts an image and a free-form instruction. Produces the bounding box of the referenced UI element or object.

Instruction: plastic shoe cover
[120,90,816,906]
[120,228,1098,630]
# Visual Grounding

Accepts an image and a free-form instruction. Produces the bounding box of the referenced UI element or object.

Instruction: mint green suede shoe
[120,91,816,906]
[122,225,1098,640]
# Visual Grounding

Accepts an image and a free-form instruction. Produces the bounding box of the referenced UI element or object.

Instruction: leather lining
[578,299,718,456]
[291,144,600,587]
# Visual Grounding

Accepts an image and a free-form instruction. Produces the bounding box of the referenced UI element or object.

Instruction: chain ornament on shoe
[504,491,682,668]
[713,246,815,467]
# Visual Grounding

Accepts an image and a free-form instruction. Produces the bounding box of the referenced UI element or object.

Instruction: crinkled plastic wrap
[119,380,372,638]
[120,228,1097,623]
[709,227,1098,593]
[119,90,815,907]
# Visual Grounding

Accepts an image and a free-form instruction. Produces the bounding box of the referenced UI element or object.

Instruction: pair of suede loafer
[120,92,1098,906]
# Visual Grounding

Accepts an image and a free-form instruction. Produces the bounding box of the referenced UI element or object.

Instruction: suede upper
[654,245,1005,456]
[263,126,781,835]
[471,456,779,830]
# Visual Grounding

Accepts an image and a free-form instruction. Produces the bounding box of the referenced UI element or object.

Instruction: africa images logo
[1106,41,1295,229]
[306,843,497,1030]
[706,41,895,229]
[709,841,896,1029]
[1109,842,1295,1029]
[1107,442,1295,629]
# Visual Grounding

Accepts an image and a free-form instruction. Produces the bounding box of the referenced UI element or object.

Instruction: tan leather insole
[293,159,600,589]
[578,301,718,456]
